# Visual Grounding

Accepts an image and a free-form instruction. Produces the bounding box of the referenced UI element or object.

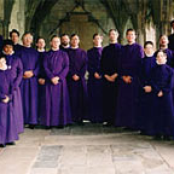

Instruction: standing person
[67,34,88,124]
[0,56,19,147]
[139,41,156,134]
[36,37,46,124]
[157,35,174,67]
[19,32,39,129]
[150,50,174,140]
[87,33,103,123]
[116,29,144,129]
[168,20,174,51]
[100,29,121,126]
[9,29,23,55]
[2,40,24,134]
[41,35,72,128]
[60,34,70,53]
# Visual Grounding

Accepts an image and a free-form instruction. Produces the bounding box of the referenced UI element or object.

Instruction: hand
[38,78,45,85]
[72,74,80,81]
[110,73,118,81]
[94,72,101,79]
[122,76,132,84]
[104,75,115,82]
[23,71,34,79]
[143,86,152,93]
[51,76,59,85]
[2,95,10,103]
[158,90,163,97]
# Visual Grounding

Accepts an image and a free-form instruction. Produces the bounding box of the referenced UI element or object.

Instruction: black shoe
[57,125,64,129]
[29,124,36,129]
[0,144,5,148]
[154,135,162,140]
[6,142,15,146]
[163,135,171,141]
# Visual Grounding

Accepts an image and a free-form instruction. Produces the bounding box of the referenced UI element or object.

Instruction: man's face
[160,36,169,46]
[23,34,33,47]
[109,30,118,42]
[70,36,80,47]
[156,51,166,64]
[126,31,136,43]
[61,35,70,46]
[144,44,154,55]
[93,35,103,46]
[3,45,13,55]
[11,33,19,44]
[51,37,60,49]
[36,39,46,49]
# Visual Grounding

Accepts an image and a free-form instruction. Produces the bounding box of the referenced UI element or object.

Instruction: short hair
[144,41,154,48]
[36,37,45,43]
[170,20,174,26]
[93,33,102,39]
[60,33,69,38]
[156,49,167,57]
[70,34,79,39]
[159,34,168,40]
[22,32,33,40]
[10,29,20,38]
[109,29,118,35]
[126,28,136,35]
[50,35,59,41]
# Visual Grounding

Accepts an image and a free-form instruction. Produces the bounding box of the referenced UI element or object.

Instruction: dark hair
[126,28,136,35]
[70,34,79,39]
[10,29,20,38]
[93,33,102,39]
[2,39,14,48]
[109,29,117,35]
[50,35,59,41]
[36,37,45,43]
[170,20,174,26]
[60,34,69,38]
[144,41,154,48]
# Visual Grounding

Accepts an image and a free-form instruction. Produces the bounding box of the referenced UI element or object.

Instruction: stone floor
[0,123,174,174]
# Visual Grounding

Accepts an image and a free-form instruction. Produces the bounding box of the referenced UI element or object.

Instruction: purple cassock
[116,43,144,129]
[4,53,24,134]
[67,48,88,123]
[149,64,174,137]
[60,45,70,53]
[0,69,19,145]
[87,47,103,123]
[138,54,156,134]
[41,49,72,126]
[168,34,174,51]
[13,44,23,57]
[100,43,121,125]
[19,47,39,125]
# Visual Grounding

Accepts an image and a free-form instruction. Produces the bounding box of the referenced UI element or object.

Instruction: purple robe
[41,50,72,126]
[60,45,70,53]
[100,43,121,124]
[0,69,19,145]
[116,43,144,129]
[5,53,24,134]
[19,47,39,125]
[138,55,156,133]
[67,48,88,123]
[87,47,103,123]
[168,34,174,51]
[149,64,174,137]
[13,44,23,57]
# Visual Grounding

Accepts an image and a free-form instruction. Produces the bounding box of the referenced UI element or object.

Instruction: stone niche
[59,7,98,50]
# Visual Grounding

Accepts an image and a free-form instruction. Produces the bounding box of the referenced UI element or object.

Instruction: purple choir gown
[116,43,144,129]
[5,53,24,133]
[0,69,19,145]
[100,43,121,124]
[67,48,88,123]
[138,55,156,134]
[168,34,174,51]
[150,64,174,137]
[87,47,103,123]
[41,50,72,126]
[19,47,39,125]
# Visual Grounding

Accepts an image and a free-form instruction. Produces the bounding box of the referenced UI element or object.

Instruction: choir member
[0,56,19,147]
[60,34,70,52]
[157,35,174,67]
[9,29,23,55]
[2,40,24,134]
[116,29,144,129]
[87,33,103,123]
[168,20,174,51]
[150,50,174,140]
[36,37,46,123]
[19,32,39,129]
[139,41,156,134]
[41,35,72,128]
[67,34,88,124]
[100,29,121,126]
